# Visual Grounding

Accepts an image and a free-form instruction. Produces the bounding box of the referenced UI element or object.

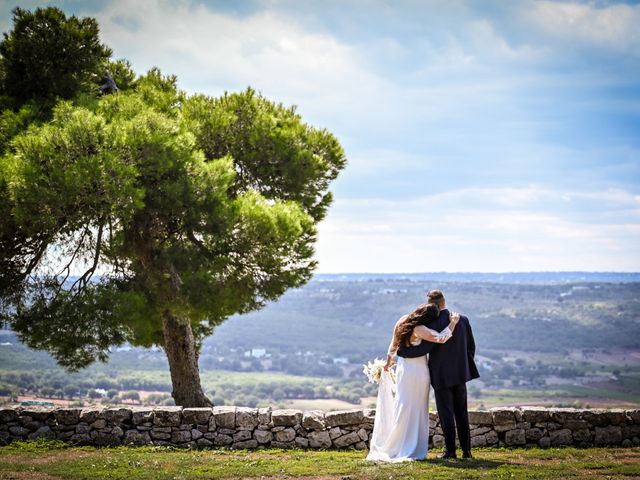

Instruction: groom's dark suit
[397,308,479,455]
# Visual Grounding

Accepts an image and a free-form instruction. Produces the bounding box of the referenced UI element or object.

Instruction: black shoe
[438,451,457,459]
[462,451,473,459]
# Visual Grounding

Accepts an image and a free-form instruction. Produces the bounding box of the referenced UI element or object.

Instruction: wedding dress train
[366,354,431,462]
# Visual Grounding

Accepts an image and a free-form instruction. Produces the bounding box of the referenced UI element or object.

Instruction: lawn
[0,441,638,479]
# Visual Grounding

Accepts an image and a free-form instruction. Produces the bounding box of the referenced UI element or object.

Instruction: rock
[505,429,526,446]
[150,430,171,440]
[213,407,236,429]
[572,429,591,443]
[328,427,342,440]
[355,441,367,450]
[91,419,107,429]
[325,410,364,428]
[29,425,55,440]
[606,410,629,426]
[333,431,361,448]
[191,429,203,440]
[271,409,303,427]
[123,429,151,445]
[491,409,515,425]
[495,422,517,433]
[550,429,572,446]
[171,430,192,443]
[363,409,376,424]
[75,423,90,434]
[468,411,493,426]
[104,408,132,424]
[258,408,272,425]
[214,433,233,446]
[565,419,589,431]
[595,426,622,446]
[9,426,29,436]
[522,407,551,424]
[525,428,544,442]
[275,428,296,442]
[628,410,640,424]
[470,426,492,436]
[235,407,259,430]
[432,434,444,448]
[295,436,309,448]
[55,408,82,425]
[302,410,326,430]
[622,424,640,439]
[581,409,609,427]
[70,433,92,444]
[308,430,332,448]
[485,430,499,445]
[254,430,273,444]
[79,408,102,424]
[233,439,258,449]
[0,409,18,423]
[153,407,182,427]
[197,438,214,448]
[538,437,551,448]
[357,428,368,441]
[271,441,295,449]
[93,431,121,446]
[471,434,487,447]
[21,407,54,422]
[132,409,154,425]
[183,408,212,425]
[622,438,632,448]
[111,426,124,437]
[233,430,252,442]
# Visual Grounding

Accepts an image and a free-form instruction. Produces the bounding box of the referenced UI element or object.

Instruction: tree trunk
[162,310,213,407]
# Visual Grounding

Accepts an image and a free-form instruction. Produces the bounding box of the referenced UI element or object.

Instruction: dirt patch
[0,450,100,465]
[0,473,64,480]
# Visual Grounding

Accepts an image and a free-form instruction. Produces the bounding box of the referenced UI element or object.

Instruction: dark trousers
[434,383,471,454]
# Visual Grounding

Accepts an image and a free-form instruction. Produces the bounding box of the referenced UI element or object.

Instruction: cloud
[525,1,640,57]
[315,186,640,272]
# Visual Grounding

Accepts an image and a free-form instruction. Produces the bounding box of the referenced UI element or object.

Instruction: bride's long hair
[395,303,440,348]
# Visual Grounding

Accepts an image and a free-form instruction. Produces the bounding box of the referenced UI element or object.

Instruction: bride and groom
[366,289,479,462]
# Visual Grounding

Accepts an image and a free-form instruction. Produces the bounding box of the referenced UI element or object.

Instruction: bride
[366,303,459,462]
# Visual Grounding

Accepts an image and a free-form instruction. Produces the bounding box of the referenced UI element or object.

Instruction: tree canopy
[0,7,346,406]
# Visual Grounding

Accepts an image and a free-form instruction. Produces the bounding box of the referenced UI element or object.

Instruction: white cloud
[525,1,640,57]
[315,186,640,272]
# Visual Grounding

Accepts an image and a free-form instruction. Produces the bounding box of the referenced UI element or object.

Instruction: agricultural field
[1,273,639,410]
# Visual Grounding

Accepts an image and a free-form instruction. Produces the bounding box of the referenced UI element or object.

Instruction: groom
[397,289,479,459]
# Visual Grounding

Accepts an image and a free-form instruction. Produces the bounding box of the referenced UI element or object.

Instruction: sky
[2,0,639,272]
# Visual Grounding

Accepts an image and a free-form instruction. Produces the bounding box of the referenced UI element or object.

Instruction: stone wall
[1,406,639,449]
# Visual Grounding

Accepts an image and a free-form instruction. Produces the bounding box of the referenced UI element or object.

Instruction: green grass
[0,440,638,479]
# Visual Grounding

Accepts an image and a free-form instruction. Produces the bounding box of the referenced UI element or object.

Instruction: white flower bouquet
[363,358,396,384]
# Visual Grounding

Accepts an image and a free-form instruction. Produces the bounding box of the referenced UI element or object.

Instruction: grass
[0,440,638,479]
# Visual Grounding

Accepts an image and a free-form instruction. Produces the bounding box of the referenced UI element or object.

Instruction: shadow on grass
[425,458,506,470]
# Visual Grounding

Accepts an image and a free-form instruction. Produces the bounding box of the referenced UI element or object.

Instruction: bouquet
[362,358,396,384]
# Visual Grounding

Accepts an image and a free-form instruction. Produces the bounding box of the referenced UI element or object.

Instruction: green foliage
[0,6,112,111]
[1,65,345,369]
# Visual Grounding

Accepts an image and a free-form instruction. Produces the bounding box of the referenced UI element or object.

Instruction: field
[0,441,638,479]
[1,274,639,410]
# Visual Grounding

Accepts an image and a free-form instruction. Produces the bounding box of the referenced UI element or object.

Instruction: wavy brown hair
[395,303,440,348]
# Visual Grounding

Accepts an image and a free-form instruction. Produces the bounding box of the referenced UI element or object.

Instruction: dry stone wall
[1,406,639,449]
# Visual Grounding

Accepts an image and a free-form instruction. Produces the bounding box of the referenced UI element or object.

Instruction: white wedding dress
[367,329,451,462]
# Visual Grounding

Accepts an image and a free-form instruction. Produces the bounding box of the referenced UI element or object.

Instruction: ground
[0,441,639,479]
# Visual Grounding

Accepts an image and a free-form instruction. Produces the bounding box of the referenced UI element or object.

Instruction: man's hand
[451,311,461,324]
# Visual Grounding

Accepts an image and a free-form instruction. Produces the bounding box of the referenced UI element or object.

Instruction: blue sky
[2,0,639,272]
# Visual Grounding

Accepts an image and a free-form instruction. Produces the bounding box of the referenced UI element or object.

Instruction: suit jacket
[396,308,479,390]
